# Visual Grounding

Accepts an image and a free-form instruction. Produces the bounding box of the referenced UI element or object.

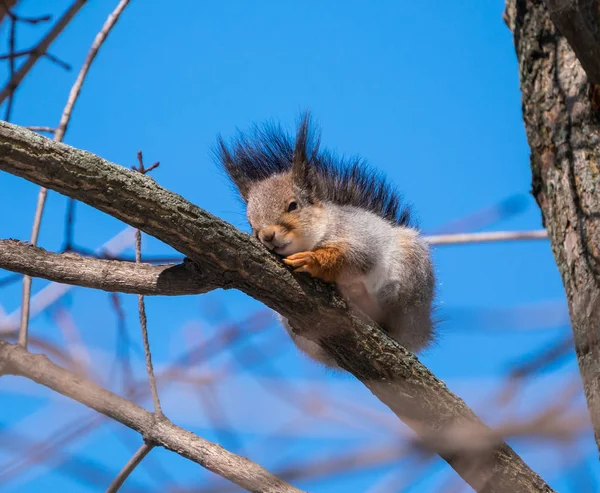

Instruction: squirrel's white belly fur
[283,205,435,368]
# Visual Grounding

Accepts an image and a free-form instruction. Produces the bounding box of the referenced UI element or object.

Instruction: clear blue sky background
[0,1,595,492]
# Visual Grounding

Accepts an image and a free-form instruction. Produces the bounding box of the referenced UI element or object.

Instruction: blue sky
[0,1,594,492]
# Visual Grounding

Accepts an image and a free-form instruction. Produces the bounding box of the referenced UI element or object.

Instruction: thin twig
[41,51,71,70]
[0,0,17,25]
[0,49,37,60]
[431,194,529,235]
[426,229,548,245]
[18,0,131,348]
[106,442,154,493]
[0,341,306,493]
[24,126,56,133]
[18,187,48,346]
[63,198,76,251]
[132,150,163,415]
[5,13,16,120]
[110,292,135,394]
[54,0,131,141]
[0,0,87,105]
[135,230,162,414]
[7,11,51,25]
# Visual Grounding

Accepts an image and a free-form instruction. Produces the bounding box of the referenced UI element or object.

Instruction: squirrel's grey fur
[216,113,435,367]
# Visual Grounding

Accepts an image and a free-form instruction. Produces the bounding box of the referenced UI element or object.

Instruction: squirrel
[216,113,436,367]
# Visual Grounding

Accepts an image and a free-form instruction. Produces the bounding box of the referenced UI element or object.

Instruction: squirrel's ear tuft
[216,135,253,202]
[292,112,321,202]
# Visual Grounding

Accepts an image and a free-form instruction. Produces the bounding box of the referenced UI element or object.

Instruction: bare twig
[63,197,76,251]
[431,194,529,234]
[132,150,163,416]
[106,442,154,493]
[0,49,39,60]
[109,292,135,394]
[0,425,149,492]
[0,0,17,25]
[6,11,51,25]
[509,336,574,379]
[5,11,16,120]
[0,341,306,493]
[0,0,87,105]
[18,0,131,348]
[426,229,548,245]
[54,0,130,141]
[24,125,56,133]
[18,185,48,346]
[0,312,271,485]
[53,306,92,376]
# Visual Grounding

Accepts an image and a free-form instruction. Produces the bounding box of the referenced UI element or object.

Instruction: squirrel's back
[215,115,414,227]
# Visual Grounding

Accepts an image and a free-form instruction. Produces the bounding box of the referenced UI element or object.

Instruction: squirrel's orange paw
[283,251,315,269]
[284,251,324,279]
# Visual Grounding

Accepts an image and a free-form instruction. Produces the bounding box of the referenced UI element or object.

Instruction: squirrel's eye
[287,201,298,213]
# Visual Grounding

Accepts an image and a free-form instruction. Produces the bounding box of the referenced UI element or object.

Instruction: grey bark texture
[506,0,600,451]
[0,122,554,492]
[543,0,600,85]
[0,239,215,296]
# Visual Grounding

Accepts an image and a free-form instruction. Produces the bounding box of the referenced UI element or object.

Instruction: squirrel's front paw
[284,251,324,279]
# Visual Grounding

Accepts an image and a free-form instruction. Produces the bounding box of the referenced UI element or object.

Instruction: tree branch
[0,121,553,492]
[0,341,305,493]
[0,240,217,296]
[543,0,600,84]
[0,1,18,26]
[427,230,547,245]
[106,442,154,493]
[0,0,87,105]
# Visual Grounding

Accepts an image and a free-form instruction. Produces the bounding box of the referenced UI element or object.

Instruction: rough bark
[0,240,215,296]
[506,0,600,451]
[0,122,553,492]
[543,0,600,84]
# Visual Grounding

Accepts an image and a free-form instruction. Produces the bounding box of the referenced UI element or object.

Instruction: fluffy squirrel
[216,114,435,367]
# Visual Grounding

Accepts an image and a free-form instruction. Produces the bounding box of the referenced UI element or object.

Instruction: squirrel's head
[246,166,323,256]
[218,113,325,256]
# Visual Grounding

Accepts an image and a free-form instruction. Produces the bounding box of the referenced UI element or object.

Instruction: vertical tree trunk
[506,0,600,450]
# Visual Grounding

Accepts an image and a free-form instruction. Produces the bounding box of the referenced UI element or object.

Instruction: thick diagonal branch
[0,341,304,493]
[0,121,553,492]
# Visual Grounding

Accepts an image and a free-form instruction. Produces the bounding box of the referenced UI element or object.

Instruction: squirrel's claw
[284,251,330,280]
[283,251,315,268]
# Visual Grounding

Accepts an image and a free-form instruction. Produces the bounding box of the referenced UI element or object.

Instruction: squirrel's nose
[260,229,275,243]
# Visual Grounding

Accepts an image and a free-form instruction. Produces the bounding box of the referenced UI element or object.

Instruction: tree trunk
[506,0,600,450]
